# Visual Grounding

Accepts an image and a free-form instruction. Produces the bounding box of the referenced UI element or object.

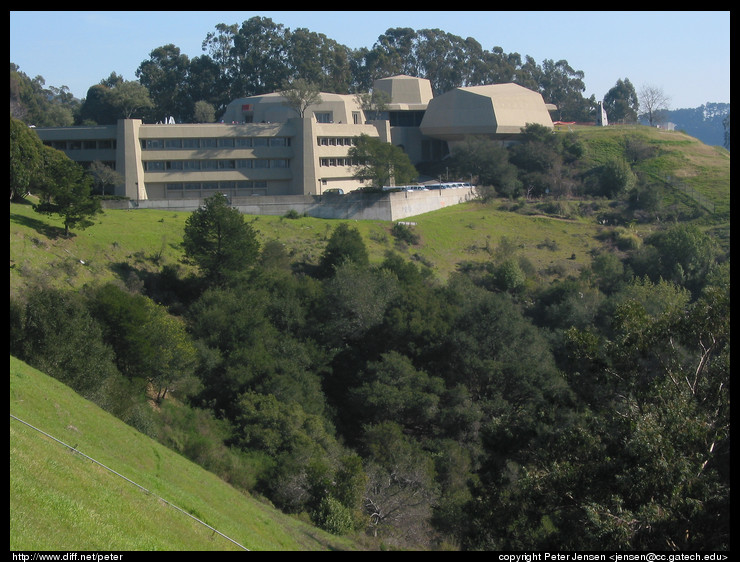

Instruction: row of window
[317,136,358,146]
[46,140,116,150]
[165,180,268,191]
[141,137,290,150]
[144,159,290,171]
[319,157,358,167]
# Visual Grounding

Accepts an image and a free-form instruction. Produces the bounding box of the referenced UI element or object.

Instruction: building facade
[33,76,555,203]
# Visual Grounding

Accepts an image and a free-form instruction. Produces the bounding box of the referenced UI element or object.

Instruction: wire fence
[9,413,249,551]
[646,172,716,214]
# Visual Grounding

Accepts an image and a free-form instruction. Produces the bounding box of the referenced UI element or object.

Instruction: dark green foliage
[85,283,199,402]
[448,136,521,199]
[10,116,44,201]
[348,351,445,434]
[182,193,260,285]
[10,208,729,550]
[10,288,119,397]
[347,134,418,189]
[390,222,420,246]
[604,78,639,124]
[316,222,369,278]
[32,146,102,236]
[591,157,637,197]
[636,223,719,295]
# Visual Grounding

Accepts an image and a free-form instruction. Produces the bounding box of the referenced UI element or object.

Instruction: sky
[10,11,730,110]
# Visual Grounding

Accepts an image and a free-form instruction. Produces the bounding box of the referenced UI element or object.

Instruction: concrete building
[33,76,554,209]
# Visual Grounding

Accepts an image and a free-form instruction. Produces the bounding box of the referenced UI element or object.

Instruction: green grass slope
[10,356,359,551]
[9,198,614,292]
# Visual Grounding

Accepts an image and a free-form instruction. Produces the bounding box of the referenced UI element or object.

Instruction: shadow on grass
[10,212,70,240]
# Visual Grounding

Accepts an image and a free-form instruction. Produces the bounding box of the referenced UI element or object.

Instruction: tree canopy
[182,193,261,285]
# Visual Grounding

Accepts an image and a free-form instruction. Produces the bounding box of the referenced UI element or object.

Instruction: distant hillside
[640,102,730,148]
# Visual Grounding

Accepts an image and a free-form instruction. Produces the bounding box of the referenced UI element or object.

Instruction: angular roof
[420,83,554,140]
[373,75,433,110]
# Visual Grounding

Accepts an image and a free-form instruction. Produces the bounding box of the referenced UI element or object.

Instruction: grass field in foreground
[10,356,360,551]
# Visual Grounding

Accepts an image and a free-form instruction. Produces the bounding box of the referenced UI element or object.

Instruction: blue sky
[10,11,730,110]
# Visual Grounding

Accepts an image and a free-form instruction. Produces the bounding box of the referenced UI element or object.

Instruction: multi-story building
[33,75,555,204]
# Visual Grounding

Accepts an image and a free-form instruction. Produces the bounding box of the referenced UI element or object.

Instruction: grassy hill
[10,356,361,551]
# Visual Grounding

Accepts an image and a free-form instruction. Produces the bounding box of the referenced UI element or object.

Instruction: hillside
[10,356,360,551]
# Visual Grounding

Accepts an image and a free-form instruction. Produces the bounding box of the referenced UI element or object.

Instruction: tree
[33,146,102,236]
[348,134,418,189]
[594,156,637,198]
[638,84,671,127]
[10,116,44,201]
[10,287,120,398]
[348,351,445,434]
[361,421,440,546]
[317,222,369,277]
[355,89,391,121]
[279,78,322,118]
[448,135,520,199]
[536,58,594,122]
[182,193,260,285]
[284,27,353,94]
[507,123,565,198]
[108,80,154,120]
[136,44,191,122]
[88,161,123,196]
[86,283,199,403]
[77,76,154,124]
[637,223,719,295]
[10,64,78,127]
[227,17,291,97]
[604,78,639,124]
[192,100,216,123]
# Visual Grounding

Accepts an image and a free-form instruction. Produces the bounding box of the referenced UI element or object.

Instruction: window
[143,139,163,149]
[164,139,182,149]
[314,112,332,123]
[145,161,165,171]
[253,138,268,147]
[201,138,218,148]
[218,138,234,148]
[236,138,252,148]
[182,138,200,149]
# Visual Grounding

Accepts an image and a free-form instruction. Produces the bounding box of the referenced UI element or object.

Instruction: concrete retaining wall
[103,187,476,221]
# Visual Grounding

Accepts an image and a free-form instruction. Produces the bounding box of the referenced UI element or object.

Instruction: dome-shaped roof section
[373,75,433,109]
[420,83,554,140]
